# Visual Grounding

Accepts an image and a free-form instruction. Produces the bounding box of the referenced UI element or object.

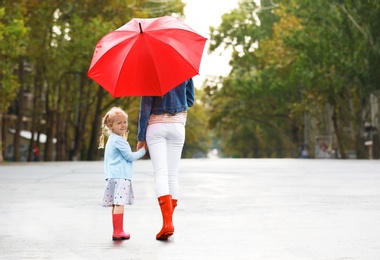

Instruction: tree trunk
[44,109,57,161]
[56,78,69,161]
[13,59,25,161]
[73,101,84,160]
[56,110,67,161]
[87,87,104,160]
[332,105,347,159]
[27,71,43,161]
[27,113,36,162]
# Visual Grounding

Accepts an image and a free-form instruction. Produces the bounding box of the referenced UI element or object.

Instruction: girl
[99,107,146,240]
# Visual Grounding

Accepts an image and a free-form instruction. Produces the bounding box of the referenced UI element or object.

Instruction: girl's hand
[137,141,147,151]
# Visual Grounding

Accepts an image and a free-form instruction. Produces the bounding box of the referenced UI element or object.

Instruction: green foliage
[206,0,380,158]
[5,0,379,160]
[0,4,28,112]
[2,0,193,161]
[183,88,212,158]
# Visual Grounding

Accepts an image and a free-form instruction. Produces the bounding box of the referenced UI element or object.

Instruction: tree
[206,0,380,158]
[183,88,212,158]
[206,0,297,158]
[0,3,28,162]
[3,0,192,162]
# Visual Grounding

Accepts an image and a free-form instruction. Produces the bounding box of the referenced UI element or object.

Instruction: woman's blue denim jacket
[138,79,194,141]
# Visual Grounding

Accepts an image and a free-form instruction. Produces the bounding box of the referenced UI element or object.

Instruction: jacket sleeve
[138,96,154,141]
[186,78,195,107]
[115,136,145,161]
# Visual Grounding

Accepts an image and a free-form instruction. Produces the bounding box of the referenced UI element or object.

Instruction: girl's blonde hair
[98,107,129,149]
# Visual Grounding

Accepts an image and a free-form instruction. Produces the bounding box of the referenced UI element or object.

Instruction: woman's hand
[137,141,147,151]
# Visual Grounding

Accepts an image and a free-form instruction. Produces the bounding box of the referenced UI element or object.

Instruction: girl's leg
[112,205,124,214]
[112,205,129,240]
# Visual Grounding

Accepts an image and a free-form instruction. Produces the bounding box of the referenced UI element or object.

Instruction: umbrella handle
[139,23,143,33]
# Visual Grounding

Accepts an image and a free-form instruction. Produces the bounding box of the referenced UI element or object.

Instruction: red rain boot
[112,213,130,240]
[172,199,178,212]
[156,195,174,240]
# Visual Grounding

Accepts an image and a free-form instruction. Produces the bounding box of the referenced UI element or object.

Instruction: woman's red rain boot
[172,199,177,212]
[156,195,174,240]
[112,213,130,240]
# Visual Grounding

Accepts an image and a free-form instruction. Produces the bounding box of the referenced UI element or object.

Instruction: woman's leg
[147,123,184,240]
[147,123,169,197]
[166,123,185,200]
[147,123,185,198]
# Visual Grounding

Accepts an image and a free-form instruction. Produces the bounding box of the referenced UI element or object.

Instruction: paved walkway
[0,159,380,259]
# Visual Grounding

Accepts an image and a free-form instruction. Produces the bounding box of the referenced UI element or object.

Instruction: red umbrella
[87,16,207,97]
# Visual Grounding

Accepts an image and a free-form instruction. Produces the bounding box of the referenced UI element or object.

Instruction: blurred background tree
[1,0,379,161]
[0,0,209,162]
[206,0,380,159]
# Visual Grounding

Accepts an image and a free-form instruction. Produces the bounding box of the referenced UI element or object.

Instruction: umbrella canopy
[87,16,207,97]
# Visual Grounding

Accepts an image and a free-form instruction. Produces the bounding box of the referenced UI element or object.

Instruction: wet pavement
[0,159,380,260]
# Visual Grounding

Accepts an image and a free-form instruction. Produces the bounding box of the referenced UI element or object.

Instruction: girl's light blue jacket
[104,133,146,180]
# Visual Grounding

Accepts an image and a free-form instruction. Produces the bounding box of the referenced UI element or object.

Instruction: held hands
[137,141,148,153]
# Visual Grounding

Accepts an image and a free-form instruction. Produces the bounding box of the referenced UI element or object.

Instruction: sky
[182,0,240,86]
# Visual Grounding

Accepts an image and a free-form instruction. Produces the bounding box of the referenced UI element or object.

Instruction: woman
[137,78,194,240]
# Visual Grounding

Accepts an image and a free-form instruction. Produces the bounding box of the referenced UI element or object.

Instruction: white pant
[146,123,185,199]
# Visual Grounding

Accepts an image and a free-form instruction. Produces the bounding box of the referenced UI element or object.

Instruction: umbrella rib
[114,36,153,97]
[101,34,139,97]
[145,34,202,95]
[148,29,205,70]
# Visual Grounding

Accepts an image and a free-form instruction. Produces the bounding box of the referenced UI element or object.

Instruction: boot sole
[156,231,174,240]
[112,236,130,240]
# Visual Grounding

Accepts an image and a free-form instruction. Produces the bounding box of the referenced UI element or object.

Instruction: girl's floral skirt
[101,178,134,207]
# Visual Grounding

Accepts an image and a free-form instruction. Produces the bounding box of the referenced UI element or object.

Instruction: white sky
[183,0,240,86]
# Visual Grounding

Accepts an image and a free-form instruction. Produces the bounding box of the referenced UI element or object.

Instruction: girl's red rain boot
[112,213,130,240]
[156,195,174,240]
